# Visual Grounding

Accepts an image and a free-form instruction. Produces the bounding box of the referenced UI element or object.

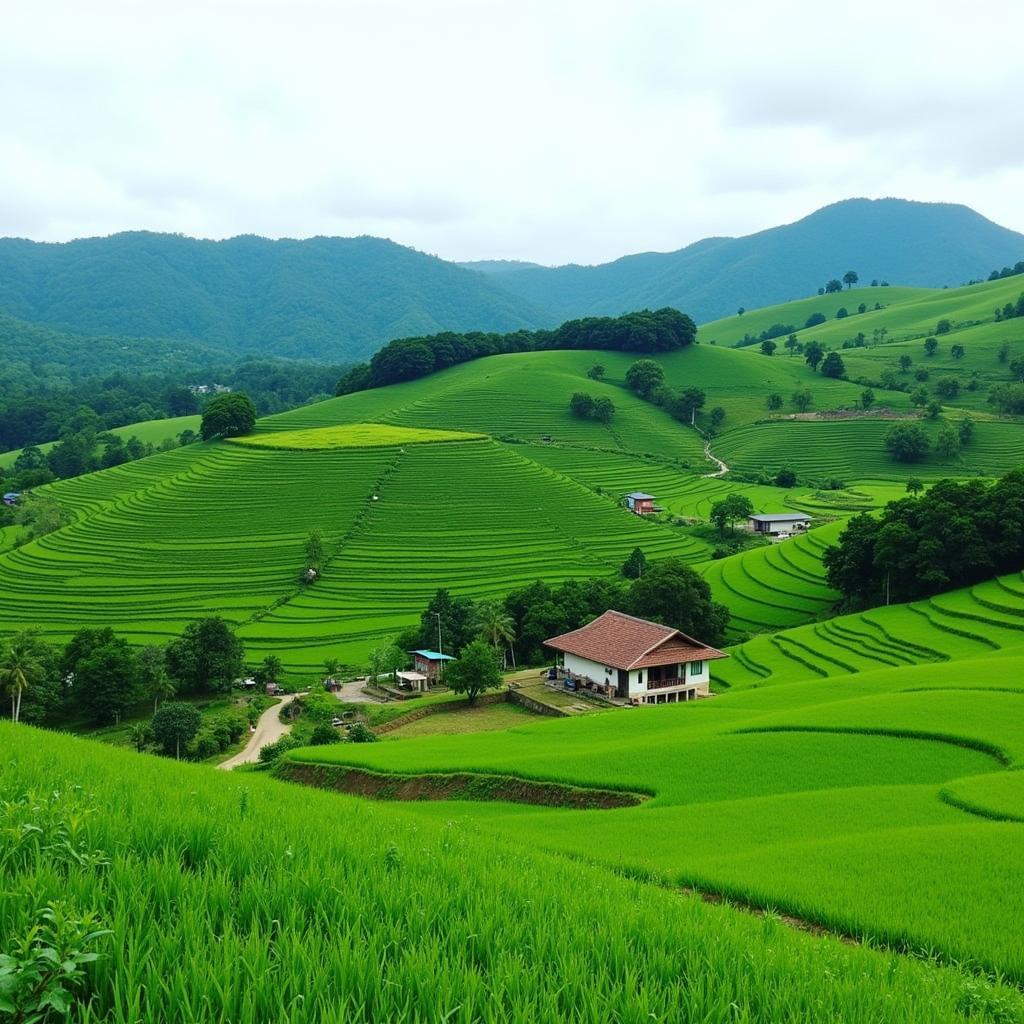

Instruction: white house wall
[561,653,712,695]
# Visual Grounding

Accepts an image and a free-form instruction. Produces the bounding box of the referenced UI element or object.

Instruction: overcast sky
[3,0,1023,265]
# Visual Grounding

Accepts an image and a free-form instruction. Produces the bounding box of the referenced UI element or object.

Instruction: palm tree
[473,601,517,669]
[323,658,341,681]
[0,631,44,724]
[150,673,177,713]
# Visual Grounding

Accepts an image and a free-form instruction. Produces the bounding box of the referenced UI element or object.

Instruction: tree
[592,397,615,424]
[165,617,244,693]
[444,638,502,703]
[254,655,283,687]
[774,467,797,488]
[323,658,341,681]
[736,307,745,317]
[825,279,843,294]
[0,630,46,723]
[621,547,647,580]
[885,423,930,463]
[835,307,849,320]
[791,389,813,412]
[151,701,202,759]
[804,341,824,371]
[760,339,777,356]
[569,392,596,419]
[820,352,846,378]
[586,364,605,380]
[420,589,475,657]
[472,601,516,667]
[368,643,405,681]
[923,337,939,356]
[624,360,665,400]
[709,493,753,536]
[935,425,960,460]
[909,386,929,408]
[997,340,1011,364]
[73,637,140,724]
[709,406,726,428]
[305,529,325,572]
[843,270,859,289]
[860,388,875,410]
[951,344,965,360]
[766,393,783,411]
[200,393,257,440]
[138,644,174,712]
[935,319,952,335]
[934,377,961,399]
[898,354,913,373]
[958,415,975,446]
[804,313,826,329]
[906,478,924,495]
[667,387,705,423]
[925,400,942,419]
[627,559,729,646]
[785,333,800,356]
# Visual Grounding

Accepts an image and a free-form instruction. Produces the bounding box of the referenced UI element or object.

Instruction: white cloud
[1,0,1022,263]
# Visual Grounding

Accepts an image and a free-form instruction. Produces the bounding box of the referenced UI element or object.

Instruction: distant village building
[411,649,454,682]
[396,670,429,693]
[187,384,233,395]
[624,492,660,515]
[2,492,20,507]
[544,610,727,705]
[746,512,811,536]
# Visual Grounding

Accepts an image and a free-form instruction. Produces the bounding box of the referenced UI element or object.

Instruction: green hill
[7,722,1020,1023]
[0,232,547,361]
[467,198,1024,323]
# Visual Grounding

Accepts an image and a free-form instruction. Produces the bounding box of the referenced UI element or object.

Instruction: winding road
[218,693,301,770]
[702,435,729,478]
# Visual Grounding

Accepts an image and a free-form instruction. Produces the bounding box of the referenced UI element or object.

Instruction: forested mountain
[465,199,1024,323]
[0,232,546,361]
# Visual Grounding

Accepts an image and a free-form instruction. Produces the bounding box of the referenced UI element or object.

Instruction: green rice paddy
[228,422,484,449]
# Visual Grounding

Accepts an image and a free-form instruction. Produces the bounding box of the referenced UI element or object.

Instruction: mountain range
[462,198,1024,323]
[0,198,1021,368]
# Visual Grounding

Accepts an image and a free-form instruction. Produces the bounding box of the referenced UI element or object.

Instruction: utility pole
[432,611,444,680]
[885,572,891,606]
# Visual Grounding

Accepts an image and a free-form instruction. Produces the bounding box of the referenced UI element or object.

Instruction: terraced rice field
[697,522,842,639]
[0,436,707,667]
[715,417,1024,479]
[715,570,1024,689]
[242,439,708,668]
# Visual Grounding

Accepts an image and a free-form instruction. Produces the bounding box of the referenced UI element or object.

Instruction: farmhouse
[411,649,454,681]
[544,610,727,705]
[396,670,429,692]
[624,491,659,515]
[747,512,811,535]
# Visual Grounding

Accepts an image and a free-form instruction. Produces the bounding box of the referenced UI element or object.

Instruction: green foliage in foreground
[4,724,1024,1023]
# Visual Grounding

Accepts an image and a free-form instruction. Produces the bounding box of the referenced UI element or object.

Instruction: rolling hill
[466,198,1024,323]
[0,232,546,362]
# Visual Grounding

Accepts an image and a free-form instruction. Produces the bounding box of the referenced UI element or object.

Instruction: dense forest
[0,357,345,454]
[0,233,545,362]
[336,308,697,393]
[823,470,1024,607]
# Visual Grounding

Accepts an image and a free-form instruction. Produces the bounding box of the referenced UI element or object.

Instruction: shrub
[309,722,342,746]
[884,423,930,463]
[348,723,377,743]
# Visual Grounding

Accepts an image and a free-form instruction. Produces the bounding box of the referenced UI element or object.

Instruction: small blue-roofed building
[747,512,811,536]
[624,492,658,515]
[2,492,20,507]
[411,649,455,682]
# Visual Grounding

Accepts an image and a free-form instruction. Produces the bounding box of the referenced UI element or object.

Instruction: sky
[3,0,1023,265]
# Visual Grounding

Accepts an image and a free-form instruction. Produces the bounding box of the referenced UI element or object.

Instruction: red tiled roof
[543,610,727,671]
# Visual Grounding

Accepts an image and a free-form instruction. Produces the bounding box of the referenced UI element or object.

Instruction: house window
[689,661,704,676]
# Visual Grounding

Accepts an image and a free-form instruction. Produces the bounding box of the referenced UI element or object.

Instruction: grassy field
[0,414,201,469]
[292,634,1024,980]
[227,422,485,449]
[7,724,1023,1022]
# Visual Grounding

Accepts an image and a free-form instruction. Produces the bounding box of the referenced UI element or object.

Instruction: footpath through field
[219,693,301,770]
[703,435,729,478]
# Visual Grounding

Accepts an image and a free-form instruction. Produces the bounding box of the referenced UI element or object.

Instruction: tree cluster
[568,392,615,423]
[337,308,698,394]
[823,470,1024,608]
[623,359,706,425]
[398,561,728,669]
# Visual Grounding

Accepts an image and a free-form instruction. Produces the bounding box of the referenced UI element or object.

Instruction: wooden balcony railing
[646,676,686,690]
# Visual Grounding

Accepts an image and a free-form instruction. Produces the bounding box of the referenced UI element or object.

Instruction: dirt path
[218,693,301,770]
[702,436,729,478]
